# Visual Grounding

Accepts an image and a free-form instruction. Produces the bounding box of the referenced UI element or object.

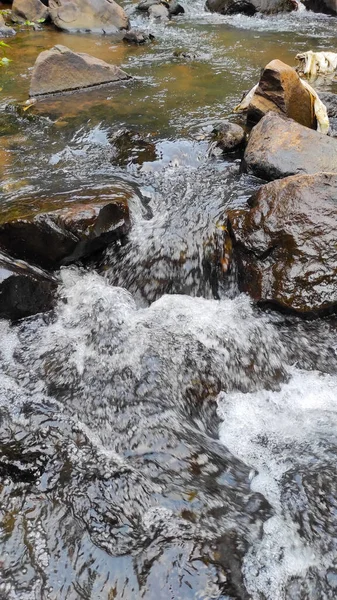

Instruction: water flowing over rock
[0,251,57,320]
[242,112,337,180]
[49,0,129,33]
[229,172,337,316]
[206,0,295,15]
[12,0,49,24]
[302,0,337,14]
[0,188,131,269]
[245,59,316,129]
[29,45,131,96]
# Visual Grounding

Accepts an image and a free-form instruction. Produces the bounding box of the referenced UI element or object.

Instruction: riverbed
[1,2,337,599]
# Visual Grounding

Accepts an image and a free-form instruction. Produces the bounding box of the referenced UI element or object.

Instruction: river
[0,2,337,599]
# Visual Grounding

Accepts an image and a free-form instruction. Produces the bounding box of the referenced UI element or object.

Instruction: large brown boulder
[302,0,337,14]
[29,45,131,96]
[242,112,337,181]
[0,187,132,269]
[229,173,337,316]
[49,0,129,33]
[0,251,57,321]
[206,0,295,15]
[246,59,315,129]
[12,0,49,23]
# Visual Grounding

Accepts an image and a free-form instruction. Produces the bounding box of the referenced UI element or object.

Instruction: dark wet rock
[229,172,337,316]
[319,92,337,118]
[246,59,315,129]
[49,0,129,33]
[29,45,131,97]
[211,121,246,153]
[0,14,16,37]
[123,28,154,43]
[242,112,337,181]
[148,3,170,18]
[206,0,295,15]
[0,251,57,320]
[109,128,157,166]
[0,189,131,269]
[137,0,159,9]
[168,0,185,14]
[302,0,337,14]
[11,0,48,23]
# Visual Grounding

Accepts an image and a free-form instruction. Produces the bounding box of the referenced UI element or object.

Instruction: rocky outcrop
[206,0,295,15]
[137,0,184,16]
[49,0,129,33]
[0,14,16,37]
[242,112,337,181]
[245,59,315,129]
[0,190,131,270]
[301,0,337,15]
[29,45,131,96]
[12,0,49,24]
[211,121,246,154]
[229,173,337,316]
[0,252,57,321]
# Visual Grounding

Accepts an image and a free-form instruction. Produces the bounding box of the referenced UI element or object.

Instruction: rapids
[1,1,337,598]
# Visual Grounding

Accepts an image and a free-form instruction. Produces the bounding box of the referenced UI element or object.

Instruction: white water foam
[217,368,337,599]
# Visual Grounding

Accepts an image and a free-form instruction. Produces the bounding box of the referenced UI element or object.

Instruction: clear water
[1,2,337,599]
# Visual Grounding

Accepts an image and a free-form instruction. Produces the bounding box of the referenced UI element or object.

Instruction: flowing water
[1,2,337,598]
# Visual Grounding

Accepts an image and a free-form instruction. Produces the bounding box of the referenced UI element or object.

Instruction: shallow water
[1,2,337,599]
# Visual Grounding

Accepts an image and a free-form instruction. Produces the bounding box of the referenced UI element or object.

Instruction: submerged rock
[245,59,316,129]
[0,190,131,269]
[206,0,295,15]
[49,0,129,33]
[29,45,131,96]
[123,28,154,43]
[109,128,157,166]
[0,14,16,37]
[12,0,49,23]
[0,251,57,320]
[229,173,337,316]
[242,112,337,181]
[211,121,246,154]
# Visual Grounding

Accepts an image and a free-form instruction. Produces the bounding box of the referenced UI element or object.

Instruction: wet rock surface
[0,187,131,269]
[29,44,131,96]
[242,112,337,180]
[246,59,315,129]
[211,120,246,153]
[302,0,337,14]
[11,0,49,24]
[229,172,337,316]
[0,14,16,37]
[206,0,295,15]
[49,0,129,33]
[0,251,57,320]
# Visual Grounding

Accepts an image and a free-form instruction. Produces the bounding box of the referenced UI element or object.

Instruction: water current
[1,1,337,598]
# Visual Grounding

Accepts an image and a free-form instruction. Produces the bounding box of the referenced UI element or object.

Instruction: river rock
[0,251,57,321]
[302,0,337,14]
[0,190,131,269]
[246,59,315,129]
[206,0,295,15]
[242,112,337,181]
[29,45,131,97]
[148,3,170,18]
[123,28,154,43]
[11,0,49,23]
[49,0,129,33]
[229,173,337,316]
[0,14,16,37]
[211,121,246,153]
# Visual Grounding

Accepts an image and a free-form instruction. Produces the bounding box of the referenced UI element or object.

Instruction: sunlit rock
[0,251,57,320]
[11,0,48,24]
[29,45,131,96]
[296,50,337,78]
[229,172,337,316]
[49,0,129,33]
[242,112,337,180]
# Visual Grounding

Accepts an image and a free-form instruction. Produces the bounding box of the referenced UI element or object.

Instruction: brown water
[1,3,337,599]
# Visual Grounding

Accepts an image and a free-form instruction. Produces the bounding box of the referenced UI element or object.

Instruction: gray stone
[12,0,48,23]
[49,0,129,33]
